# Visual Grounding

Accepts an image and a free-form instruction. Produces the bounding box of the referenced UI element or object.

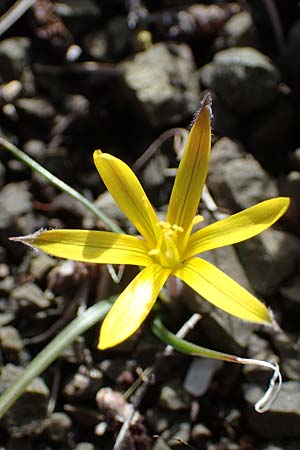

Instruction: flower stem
[0,299,112,418]
[152,318,282,412]
[0,137,123,233]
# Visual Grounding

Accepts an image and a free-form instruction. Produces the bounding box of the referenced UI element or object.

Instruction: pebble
[10,282,51,311]
[0,37,30,81]
[119,42,199,127]
[200,47,281,113]
[183,358,223,397]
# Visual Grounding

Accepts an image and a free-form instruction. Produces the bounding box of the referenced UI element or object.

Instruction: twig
[0,0,36,36]
[112,314,201,450]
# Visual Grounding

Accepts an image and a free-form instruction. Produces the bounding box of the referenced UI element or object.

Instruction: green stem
[152,318,239,362]
[0,137,123,234]
[0,299,112,418]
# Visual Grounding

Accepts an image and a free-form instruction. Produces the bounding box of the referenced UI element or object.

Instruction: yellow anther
[148,248,160,256]
[172,224,184,233]
[192,215,204,225]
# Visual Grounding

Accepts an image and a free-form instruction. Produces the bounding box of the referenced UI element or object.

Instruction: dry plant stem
[112,314,201,450]
[0,300,112,418]
[0,137,123,233]
[132,128,188,171]
[0,0,36,36]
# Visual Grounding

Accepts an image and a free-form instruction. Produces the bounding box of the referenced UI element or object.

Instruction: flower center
[148,221,184,269]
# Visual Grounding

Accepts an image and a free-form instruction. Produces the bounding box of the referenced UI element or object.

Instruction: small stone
[0,326,23,362]
[200,47,280,113]
[15,97,56,125]
[183,358,223,397]
[0,37,30,81]
[244,381,300,438]
[119,42,199,127]
[43,412,72,442]
[83,31,108,60]
[0,364,49,438]
[54,0,101,33]
[11,282,51,311]
[191,423,212,442]
[236,229,300,295]
[207,137,279,211]
[216,11,258,49]
[160,380,190,411]
[162,422,191,446]
[153,437,172,450]
[74,443,95,450]
[63,366,103,401]
[0,182,32,217]
[29,253,56,281]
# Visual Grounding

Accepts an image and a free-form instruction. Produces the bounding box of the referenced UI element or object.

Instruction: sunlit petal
[184,198,290,260]
[11,229,152,266]
[99,264,171,349]
[167,94,211,233]
[175,258,270,323]
[94,150,159,245]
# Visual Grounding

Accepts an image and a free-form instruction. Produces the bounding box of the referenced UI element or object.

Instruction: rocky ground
[0,1,300,449]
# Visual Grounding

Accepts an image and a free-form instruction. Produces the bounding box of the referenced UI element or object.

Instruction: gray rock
[63,366,103,401]
[0,37,30,81]
[153,437,172,450]
[15,97,56,125]
[162,422,191,446]
[200,47,280,113]
[0,326,23,363]
[29,253,56,282]
[160,379,190,411]
[119,42,199,127]
[0,182,32,218]
[0,364,49,438]
[244,381,300,438]
[83,31,108,61]
[183,358,223,396]
[11,282,51,311]
[191,423,212,442]
[74,444,95,450]
[236,229,299,295]
[216,11,258,49]
[43,412,72,442]
[207,138,279,211]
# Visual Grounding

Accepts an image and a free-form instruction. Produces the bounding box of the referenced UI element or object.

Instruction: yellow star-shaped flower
[14,95,289,349]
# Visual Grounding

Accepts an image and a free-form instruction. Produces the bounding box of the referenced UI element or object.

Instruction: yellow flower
[14,95,289,349]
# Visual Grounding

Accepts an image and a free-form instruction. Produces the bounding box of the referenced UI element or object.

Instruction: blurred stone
[29,253,56,282]
[244,381,300,438]
[15,97,56,128]
[63,366,103,401]
[0,37,30,81]
[83,31,108,61]
[164,422,191,446]
[243,334,277,383]
[0,364,49,438]
[160,380,190,411]
[215,11,258,50]
[0,182,32,217]
[191,423,212,442]
[272,332,300,381]
[236,229,299,296]
[200,47,280,114]
[153,437,172,450]
[119,42,199,127]
[207,137,279,211]
[43,412,72,442]
[0,326,23,363]
[74,443,95,450]
[210,92,239,138]
[183,358,223,397]
[11,282,51,312]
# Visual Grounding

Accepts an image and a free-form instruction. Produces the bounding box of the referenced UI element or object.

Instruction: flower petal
[99,264,171,349]
[94,150,159,245]
[175,257,270,323]
[184,197,290,260]
[167,94,211,233]
[11,229,152,266]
